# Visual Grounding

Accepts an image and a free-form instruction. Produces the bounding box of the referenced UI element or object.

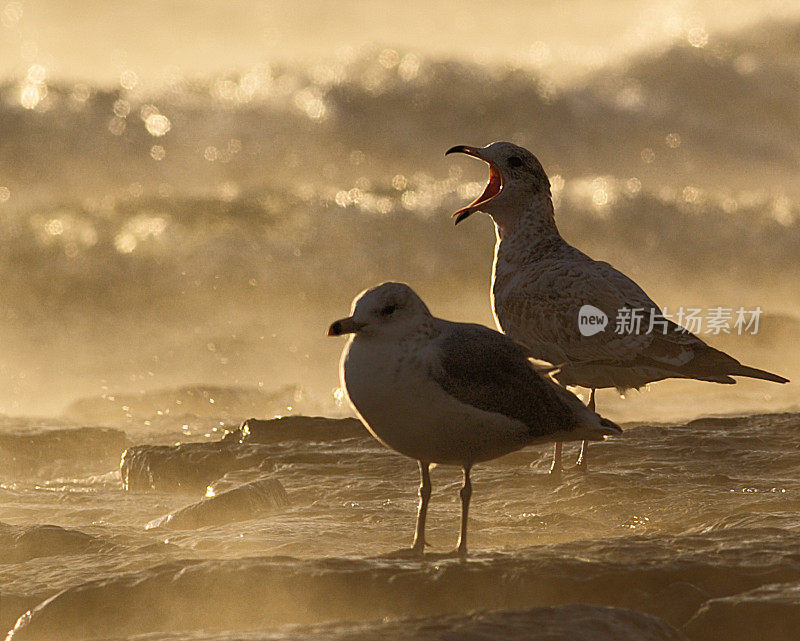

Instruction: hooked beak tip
[453,210,473,225]
[445,145,479,157]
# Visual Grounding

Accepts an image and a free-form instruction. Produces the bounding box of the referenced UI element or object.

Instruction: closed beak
[327,316,365,336]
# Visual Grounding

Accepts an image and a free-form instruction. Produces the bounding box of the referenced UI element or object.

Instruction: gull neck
[493,194,560,241]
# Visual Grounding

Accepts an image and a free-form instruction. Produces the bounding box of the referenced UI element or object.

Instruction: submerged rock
[121,416,365,492]
[221,416,366,444]
[0,427,129,480]
[0,523,114,564]
[204,467,268,495]
[684,581,800,641]
[644,582,709,628]
[145,476,289,529]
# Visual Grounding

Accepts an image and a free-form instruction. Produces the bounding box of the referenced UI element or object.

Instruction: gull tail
[549,382,622,441]
[729,364,789,384]
[596,415,622,438]
[574,413,621,442]
[599,415,622,435]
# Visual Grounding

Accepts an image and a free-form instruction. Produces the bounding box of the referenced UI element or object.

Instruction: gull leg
[411,461,432,555]
[456,465,472,558]
[576,388,596,471]
[549,441,563,476]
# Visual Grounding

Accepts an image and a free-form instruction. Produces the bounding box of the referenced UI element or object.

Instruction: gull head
[445,141,551,224]
[327,282,432,340]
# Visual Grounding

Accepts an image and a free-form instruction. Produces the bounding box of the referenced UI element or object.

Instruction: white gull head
[445,141,552,231]
[327,281,432,341]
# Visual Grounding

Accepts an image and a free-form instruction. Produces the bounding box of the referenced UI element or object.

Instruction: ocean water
[2,4,800,640]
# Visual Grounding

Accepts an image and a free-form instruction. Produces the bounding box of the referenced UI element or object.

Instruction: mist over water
[2,3,800,640]
[0,11,799,416]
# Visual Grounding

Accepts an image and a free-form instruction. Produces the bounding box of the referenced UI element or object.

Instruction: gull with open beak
[447,141,788,475]
[445,145,505,225]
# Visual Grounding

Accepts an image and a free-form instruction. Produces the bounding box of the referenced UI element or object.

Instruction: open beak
[327,316,365,336]
[445,145,503,224]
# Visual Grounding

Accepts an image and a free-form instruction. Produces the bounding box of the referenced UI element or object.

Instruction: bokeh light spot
[108,117,126,136]
[20,84,42,109]
[2,2,23,27]
[687,27,709,48]
[145,113,171,136]
[114,233,137,254]
[120,69,139,90]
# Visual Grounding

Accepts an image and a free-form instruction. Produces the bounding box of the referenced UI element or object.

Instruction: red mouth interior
[452,162,503,218]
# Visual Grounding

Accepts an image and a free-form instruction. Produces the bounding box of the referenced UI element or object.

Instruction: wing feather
[495,247,787,388]
[496,250,661,364]
[428,322,610,439]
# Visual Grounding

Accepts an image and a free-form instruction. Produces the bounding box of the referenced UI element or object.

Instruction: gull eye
[379,304,397,317]
[507,156,523,168]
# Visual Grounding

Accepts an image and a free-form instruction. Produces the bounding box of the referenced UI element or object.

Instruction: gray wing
[428,322,590,439]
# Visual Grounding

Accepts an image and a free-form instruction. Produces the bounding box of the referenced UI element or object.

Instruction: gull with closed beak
[327,281,621,557]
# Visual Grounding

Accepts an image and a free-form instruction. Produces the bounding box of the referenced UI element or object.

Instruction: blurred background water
[0,0,798,418]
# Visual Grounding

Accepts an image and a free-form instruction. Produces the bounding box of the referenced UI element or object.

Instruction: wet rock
[684,581,800,641]
[8,529,800,641]
[4,557,690,641]
[0,427,129,480]
[145,477,289,529]
[1,595,42,641]
[121,416,366,492]
[222,416,366,444]
[120,442,270,492]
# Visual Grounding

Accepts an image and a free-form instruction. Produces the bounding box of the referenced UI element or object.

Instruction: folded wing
[429,322,621,440]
